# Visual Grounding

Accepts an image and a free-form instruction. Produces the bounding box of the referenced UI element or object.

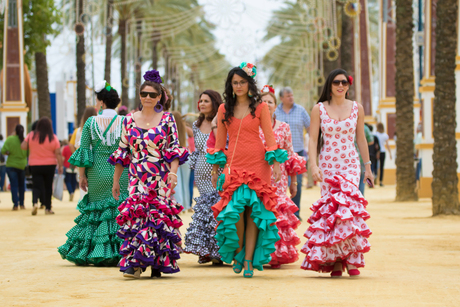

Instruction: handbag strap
[226,107,249,175]
[94,115,118,151]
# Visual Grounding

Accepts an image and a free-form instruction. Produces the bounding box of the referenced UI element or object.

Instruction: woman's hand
[289,180,298,198]
[80,176,88,192]
[58,166,64,175]
[273,162,281,182]
[312,165,323,182]
[211,173,218,188]
[364,166,374,187]
[167,173,178,191]
[112,181,120,200]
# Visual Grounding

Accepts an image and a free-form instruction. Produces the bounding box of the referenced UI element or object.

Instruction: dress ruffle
[265,148,288,165]
[285,152,307,176]
[188,150,198,170]
[57,192,129,266]
[164,147,189,164]
[300,175,372,272]
[184,190,221,262]
[212,169,278,219]
[269,194,301,266]
[215,184,280,271]
[205,150,227,167]
[116,189,183,273]
[69,147,93,168]
[108,147,130,167]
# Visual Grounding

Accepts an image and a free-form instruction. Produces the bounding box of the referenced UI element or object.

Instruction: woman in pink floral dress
[258,85,306,268]
[301,69,373,277]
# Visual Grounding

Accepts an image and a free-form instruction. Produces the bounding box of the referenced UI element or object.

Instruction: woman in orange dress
[206,62,287,278]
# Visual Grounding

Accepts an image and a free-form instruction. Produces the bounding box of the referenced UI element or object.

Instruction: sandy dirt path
[0,185,459,307]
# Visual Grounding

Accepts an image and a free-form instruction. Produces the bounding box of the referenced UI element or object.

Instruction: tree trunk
[340,5,354,75]
[76,0,86,125]
[135,20,142,109]
[395,0,417,201]
[118,18,129,107]
[151,31,160,70]
[432,0,460,215]
[104,0,114,83]
[35,51,51,119]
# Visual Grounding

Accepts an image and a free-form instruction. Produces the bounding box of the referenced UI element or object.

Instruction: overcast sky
[46,0,286,96]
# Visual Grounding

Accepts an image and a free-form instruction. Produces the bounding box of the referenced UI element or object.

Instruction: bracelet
[211,171,218,175]
[292,182,298,186]
[211,126,217,130]
[364,161,372,166]
[168,172,178,178]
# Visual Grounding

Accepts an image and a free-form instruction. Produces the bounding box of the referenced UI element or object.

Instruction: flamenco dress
[259,122,306,266]
[108,112,189,274]
[300,102,372,272]
[58,110,129,266]
[206,103,287,271]
[184,121,222,263]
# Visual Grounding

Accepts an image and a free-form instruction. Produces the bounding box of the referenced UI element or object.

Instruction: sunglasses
[140,91,160,98]
[332,80,349,86]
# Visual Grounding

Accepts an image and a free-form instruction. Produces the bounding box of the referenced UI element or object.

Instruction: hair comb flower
[348,76,353,85]
[95,80,112,93]
[239,62,257,78]
[261,85,275,94]
[143,70,164,84]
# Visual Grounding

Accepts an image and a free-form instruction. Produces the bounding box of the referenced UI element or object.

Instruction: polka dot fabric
[109,112,189,274]
[300,102,372,273]
[58,116,129,266]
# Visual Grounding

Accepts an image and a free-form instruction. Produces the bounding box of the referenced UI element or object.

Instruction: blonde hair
[260,92,277,104]
[171,111,186,147]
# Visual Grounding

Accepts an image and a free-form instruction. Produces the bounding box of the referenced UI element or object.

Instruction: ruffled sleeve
[69,117,94,167]
[108,115,131,167]
[282,123,307,175]
[259,103,288,165]
[206,104,227,167]
[188,150,198,170]
[164,113,189,165]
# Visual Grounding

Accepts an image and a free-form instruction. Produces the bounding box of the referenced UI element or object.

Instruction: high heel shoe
[330,271,343,278]
[347,269,360,277]
[232,259,242,274]
[243,260,254,278]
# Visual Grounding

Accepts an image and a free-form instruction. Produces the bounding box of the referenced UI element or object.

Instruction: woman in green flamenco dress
[58,81,129,266]
[207,63,288,278]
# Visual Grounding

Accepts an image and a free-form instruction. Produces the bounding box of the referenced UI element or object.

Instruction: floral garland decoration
[143,69,164,83]
[239,62,257,78]
[261,85,275,94]
[95,80,112,93]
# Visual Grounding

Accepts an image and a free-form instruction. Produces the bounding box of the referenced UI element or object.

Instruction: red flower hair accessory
[261,85,275,94]
[348,76,353,85]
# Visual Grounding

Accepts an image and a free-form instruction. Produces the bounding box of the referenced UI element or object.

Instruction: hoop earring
[98,105,103,115]
[233,91,236,98]
[154,101,163,113]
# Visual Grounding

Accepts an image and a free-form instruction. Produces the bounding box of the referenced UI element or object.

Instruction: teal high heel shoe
[233,259,243,274]
[243,260,254,278]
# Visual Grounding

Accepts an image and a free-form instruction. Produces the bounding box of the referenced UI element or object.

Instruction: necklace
[141,110,151,126]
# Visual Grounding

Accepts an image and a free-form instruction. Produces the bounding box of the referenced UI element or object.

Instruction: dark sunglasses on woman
[332,80,349,86]
[140,91,160,98]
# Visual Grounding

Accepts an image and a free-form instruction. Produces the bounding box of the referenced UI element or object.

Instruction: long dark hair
[196,89,223,128]
[33,117,54,144]
[222,67,260,124]
[138,81,172,111]
[15,124,24,143]
[317,68,352,154]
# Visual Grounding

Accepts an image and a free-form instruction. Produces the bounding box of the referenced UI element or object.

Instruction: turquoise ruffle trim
[69,147,93,168]
[265,149,288,165]
[206,151,227,167]
[215,184,280,271]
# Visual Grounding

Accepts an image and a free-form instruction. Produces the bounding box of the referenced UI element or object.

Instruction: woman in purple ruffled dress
[109,70,189,279]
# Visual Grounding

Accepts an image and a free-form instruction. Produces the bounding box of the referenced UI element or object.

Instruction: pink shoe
[347,269,360,277]
[330,271,342,278]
